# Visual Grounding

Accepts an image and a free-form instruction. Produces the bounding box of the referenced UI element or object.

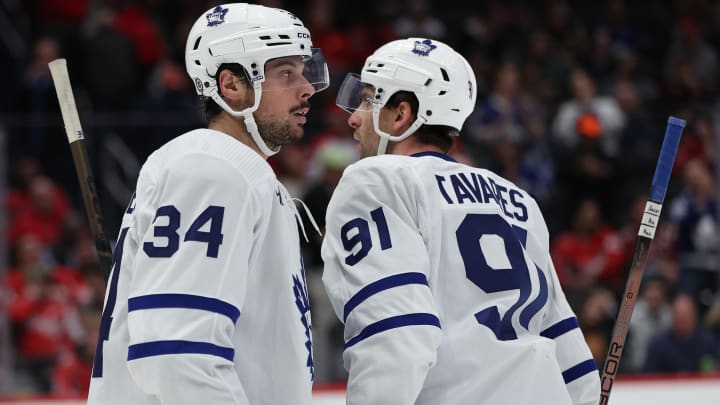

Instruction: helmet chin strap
[371,104,426,155]
[211,81,281,157]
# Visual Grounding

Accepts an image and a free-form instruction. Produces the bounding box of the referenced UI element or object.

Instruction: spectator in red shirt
[113,3,166,70]
[551,197,624,309]
[5,234,84,393]
[9,175,72,247]
[7,157,44,222]
[52,308,100,397]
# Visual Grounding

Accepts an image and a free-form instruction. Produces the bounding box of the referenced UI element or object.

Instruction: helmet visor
[335,73,379,113]
[303,48,330,92]
[262,48,329,93]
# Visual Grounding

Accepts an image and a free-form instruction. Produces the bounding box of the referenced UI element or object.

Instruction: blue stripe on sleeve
[128,294,240,323]
[344,313,441,349]
[343,272,429,322]
[127,340,235,362]
[562,359,598,384]
[540,317,579,339]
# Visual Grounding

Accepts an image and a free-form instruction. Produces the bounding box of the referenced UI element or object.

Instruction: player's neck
[389,138,445,157]
[209,115,266,159]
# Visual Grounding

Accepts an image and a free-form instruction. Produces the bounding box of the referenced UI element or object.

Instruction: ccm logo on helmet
[297,32,310,39]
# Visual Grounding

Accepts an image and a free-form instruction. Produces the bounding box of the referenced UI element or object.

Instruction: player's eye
[359,95,376,109]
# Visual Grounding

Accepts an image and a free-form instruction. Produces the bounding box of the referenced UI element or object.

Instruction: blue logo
[293,269,314,381]
[412,39,437,56]
[206,6,229,27]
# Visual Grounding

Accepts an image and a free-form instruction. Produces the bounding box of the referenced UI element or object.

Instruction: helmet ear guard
[185,3,329,156]
[336,38,476,155]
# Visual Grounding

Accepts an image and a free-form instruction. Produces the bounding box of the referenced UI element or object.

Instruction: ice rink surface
[1,376,718,405]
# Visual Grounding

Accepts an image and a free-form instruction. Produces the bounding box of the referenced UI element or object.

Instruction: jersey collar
[410,151,457,162]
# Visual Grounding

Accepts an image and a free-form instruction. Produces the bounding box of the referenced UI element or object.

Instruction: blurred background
[1,0,719,398]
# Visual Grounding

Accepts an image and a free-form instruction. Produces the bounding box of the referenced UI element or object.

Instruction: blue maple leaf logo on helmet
[206,6,229,27]
[412,39,437,56]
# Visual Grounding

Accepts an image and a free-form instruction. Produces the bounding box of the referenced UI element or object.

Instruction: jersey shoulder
[141,129,275,188]
[344,154,410,172]
[340,155,420,186]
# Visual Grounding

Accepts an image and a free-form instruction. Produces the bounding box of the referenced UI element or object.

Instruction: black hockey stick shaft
[598,116,685,404]
[48,59,114,282]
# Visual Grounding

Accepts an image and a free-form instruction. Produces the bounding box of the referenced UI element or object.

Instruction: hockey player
[87,4,328,404]
[322,38,600,404]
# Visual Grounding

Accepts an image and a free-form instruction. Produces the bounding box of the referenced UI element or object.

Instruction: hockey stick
[48,59,114,282]
[598,116,685,405]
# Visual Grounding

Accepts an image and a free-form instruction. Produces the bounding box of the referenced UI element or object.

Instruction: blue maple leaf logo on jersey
[412,39,437,56]
[293,271,314,381]
[206,6,229,27]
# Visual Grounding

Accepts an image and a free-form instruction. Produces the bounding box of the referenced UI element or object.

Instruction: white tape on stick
[48,59,84,143]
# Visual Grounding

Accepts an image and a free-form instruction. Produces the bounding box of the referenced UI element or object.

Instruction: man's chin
[290,127,304,141]
[274,130,303,147]
[258,122,304,147]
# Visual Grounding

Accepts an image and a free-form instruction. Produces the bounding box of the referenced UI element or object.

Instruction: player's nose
[300,82,315,100]
[348,111,361,129]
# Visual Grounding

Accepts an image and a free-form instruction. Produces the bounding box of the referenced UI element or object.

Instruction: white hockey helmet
[336,38,476,155]
[185,3,329,156]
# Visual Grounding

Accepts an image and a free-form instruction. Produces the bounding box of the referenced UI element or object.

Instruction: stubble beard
[256,116,303,150]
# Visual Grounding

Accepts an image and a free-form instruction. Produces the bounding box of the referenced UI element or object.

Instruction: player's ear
[218,69,251,107]
[390,100,414,134]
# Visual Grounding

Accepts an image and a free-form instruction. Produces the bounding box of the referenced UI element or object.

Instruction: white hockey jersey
[87,129,314,405]
[322,151,600,405]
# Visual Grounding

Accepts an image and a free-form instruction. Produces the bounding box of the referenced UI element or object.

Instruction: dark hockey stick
[48,59,114,282]
[598,116,685,405]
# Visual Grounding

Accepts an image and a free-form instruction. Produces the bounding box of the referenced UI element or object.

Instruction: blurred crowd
[2,0,720,396]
